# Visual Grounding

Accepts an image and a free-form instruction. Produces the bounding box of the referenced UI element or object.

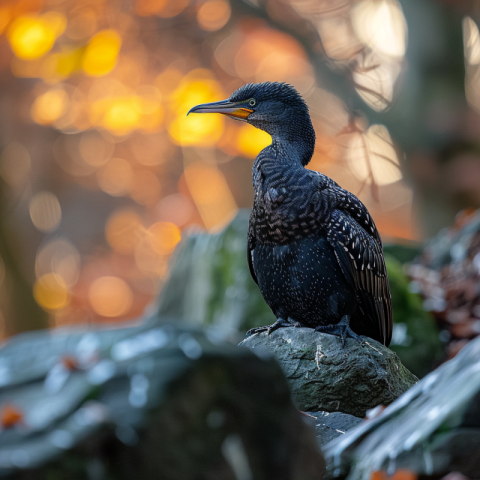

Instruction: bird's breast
[252,189,323,245]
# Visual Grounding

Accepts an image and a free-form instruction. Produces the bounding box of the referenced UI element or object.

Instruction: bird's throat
[270,129,315,167]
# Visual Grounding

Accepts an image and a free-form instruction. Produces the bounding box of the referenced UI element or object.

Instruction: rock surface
[0,319,325,480]
[323,333,480,479]
[240,328,418,418]
[305,411,363,446]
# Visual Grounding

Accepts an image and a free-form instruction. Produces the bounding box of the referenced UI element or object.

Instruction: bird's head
[188,82,314,143]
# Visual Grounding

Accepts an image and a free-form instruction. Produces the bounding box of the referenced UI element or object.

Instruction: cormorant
[188,82,392,346]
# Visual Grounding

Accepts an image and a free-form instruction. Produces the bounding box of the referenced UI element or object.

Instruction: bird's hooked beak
[187,99,253,122]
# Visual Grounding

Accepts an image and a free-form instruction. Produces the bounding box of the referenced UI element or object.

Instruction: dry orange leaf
[1,404,24,429]
[61,354,79,371]
[371,470,417,480]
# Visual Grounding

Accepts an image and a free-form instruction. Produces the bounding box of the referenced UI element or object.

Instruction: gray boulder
[323,333,480,479]
[305,411,363,446]
[0,319,325,480]
[239,328,418,418]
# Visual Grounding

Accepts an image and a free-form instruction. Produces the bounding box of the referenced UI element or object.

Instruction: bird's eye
[249,99,256,107]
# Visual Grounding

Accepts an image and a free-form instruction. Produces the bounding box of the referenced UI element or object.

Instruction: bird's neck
[265,118,315,167]
[264,136,313,168]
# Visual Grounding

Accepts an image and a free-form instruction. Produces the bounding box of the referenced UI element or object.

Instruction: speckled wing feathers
[326,202,392,346]
[247,221,258,286]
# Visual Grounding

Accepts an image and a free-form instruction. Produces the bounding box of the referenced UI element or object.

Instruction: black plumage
[188,82,392,346]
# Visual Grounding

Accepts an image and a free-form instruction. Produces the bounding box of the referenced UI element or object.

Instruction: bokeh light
[105,209,144,254]
[35,238,81,288]
[169,74,226,147]
[148,222,181,255]
[31,88,69,125]
[156,194,193,226]
[464,17,480,65]
[197,0,231,31]
[34,273,70,311]
[88,276,133,318]
[235,124,271,159]
[82,29,121,77]
[347,125,402,186]
[352,0,407,59]
[29,191,62,232]
[7,12,66,60]
[135,0,190,18]
[183,162,237,230]
[215,23,314,93]
[97,158,133,196]
[79,130,114,167]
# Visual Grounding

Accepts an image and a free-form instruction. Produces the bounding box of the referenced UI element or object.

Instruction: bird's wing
[325,195,392,346]
[247,218,258,286]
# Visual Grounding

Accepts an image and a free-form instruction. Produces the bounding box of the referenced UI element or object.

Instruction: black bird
[188,82,392,346]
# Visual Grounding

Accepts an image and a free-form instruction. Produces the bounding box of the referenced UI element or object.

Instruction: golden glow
[0,142,31,187]
[169,73,225,146]
[352,0,407,58]
[236,123,271,158]
[40,47,83,81]
[197,0,231,31]
[7,12,66,60]
[463,17,480,65]
[82,29,121,77]
[89,88,163,135]
[148,222,181,255]
[35,238,80,287]
[105,209,144,254]
[29,191,62,232]
[88,276,133,317]
[97,157,133,196]
[34,273,69,310]
[31,88,69,125]
[170,113,224,147]
[184,162,237,230]
[347,125,402,186]
[102,96,141,133]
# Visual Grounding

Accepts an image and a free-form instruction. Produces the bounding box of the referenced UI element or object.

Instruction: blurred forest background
[0,0,479,339]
